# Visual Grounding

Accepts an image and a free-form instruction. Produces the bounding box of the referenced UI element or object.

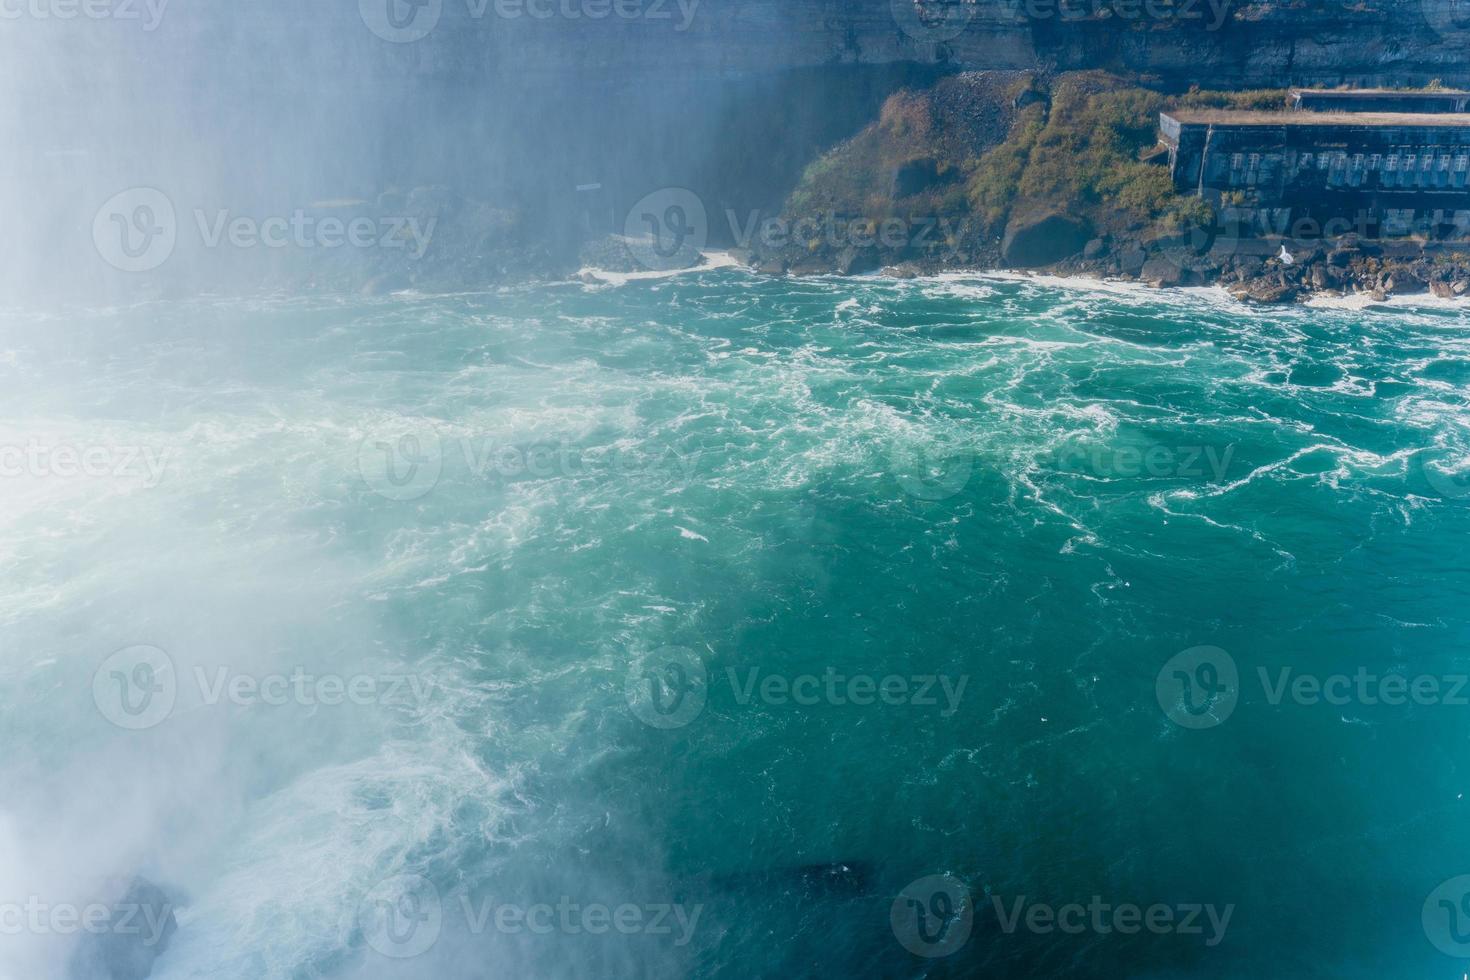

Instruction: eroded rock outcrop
[67,877,178,980]
[1003,211,1093,268]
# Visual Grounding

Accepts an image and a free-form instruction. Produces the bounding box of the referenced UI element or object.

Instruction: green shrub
[784,72,1264,247]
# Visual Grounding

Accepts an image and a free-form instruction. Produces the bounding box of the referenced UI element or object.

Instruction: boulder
[1232,279,1299,304]
[1117,245,1147,275]
[68,878,178,980]
[836,245,882,276]
[1232,255,1265,280]
[1384,270,1427,295]
[1082,238,1109,260]
[1001,211,1092,268]
[1432,280,1455,299]
[1140,256,1186,287]
[1455,279,1470,295]
[788,258,834,276]
[891,158,942,199]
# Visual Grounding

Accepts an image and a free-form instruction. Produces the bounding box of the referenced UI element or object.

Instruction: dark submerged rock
[67,878,178,980]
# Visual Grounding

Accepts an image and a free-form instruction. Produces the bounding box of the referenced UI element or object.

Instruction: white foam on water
[1306,289,1470,315]
[577,251,742,286]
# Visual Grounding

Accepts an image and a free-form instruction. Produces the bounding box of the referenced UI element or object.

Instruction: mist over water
[1,1,911,304]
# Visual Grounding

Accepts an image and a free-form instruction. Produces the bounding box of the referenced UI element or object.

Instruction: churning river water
[2,270,1470,978]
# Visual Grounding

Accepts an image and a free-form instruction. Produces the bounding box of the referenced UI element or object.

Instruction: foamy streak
[577,251,742,286]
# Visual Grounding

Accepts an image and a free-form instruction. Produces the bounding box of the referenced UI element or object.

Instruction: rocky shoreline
[727,229,1470,305]
[566,228,1470,309]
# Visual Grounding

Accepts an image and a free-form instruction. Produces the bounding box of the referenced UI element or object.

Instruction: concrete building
[1159,108,1470,234]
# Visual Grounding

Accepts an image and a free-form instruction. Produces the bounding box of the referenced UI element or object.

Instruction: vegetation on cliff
[763,71,1286,271]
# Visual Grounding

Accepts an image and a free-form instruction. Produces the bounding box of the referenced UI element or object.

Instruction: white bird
[1278,244,1295,265]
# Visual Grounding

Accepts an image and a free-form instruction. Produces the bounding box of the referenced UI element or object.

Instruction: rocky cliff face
[331,0,1470,88]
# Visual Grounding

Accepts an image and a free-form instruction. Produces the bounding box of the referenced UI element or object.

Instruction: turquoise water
[2,272,1470,978]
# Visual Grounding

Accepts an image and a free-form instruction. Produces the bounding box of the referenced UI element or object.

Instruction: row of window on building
[1223,148,1470,188]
